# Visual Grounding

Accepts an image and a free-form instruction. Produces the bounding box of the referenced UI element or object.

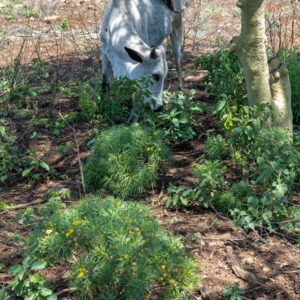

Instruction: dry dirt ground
[0,0,299,299]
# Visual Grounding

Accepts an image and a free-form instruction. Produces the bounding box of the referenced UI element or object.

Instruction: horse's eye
[152,74,160,82]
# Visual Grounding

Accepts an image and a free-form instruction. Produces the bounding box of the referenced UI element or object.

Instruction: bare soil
[0,0,299,299]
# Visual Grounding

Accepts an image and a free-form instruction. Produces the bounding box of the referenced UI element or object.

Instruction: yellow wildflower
[153,132,158,136]
[161,265,166,270]
[46,229,52,235]
[124,254,129,259]
[77,272,84,278]
[73,221,81,226]
[147,147,151,151]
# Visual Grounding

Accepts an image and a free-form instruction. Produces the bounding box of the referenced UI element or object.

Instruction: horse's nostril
[154,105,163,113]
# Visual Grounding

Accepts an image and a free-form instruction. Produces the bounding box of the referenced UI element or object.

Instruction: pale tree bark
[231,0,293,135]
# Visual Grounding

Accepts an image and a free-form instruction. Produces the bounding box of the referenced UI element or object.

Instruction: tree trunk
[269,57,293,134]
[232,0,293,135]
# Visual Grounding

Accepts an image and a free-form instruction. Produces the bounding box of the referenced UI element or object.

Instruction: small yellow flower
[73,221,80,226]
[120,258,123,261]
[153,132,158,136]
[124,254,129,259]
[161,265,166,270]
[158,148,161,151]
[96,136,100,141]
[66,232,70,237]
[147,147,151,151]
[70,229,74,234]
[77,272,84,278]
[108,157,112,161]
[46,229,52,235]
[132,262,136,266]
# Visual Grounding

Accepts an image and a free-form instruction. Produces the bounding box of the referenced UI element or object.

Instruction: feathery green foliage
[84,123,172,199]
[25,196,200,299]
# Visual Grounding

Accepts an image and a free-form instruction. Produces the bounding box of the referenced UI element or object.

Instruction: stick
[0,199,46,215]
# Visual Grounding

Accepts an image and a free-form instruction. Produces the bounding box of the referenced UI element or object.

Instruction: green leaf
[25,294,36,300]
[179,116,188,124]
[0,126,5,136]
[177,186,186,192]
[30,260,47,271]
[257,157,264,165]
[47,295,58,300]
[8,265,22,276]
[40,161,50,172]
[166,198,172,208]
[274,183,288,199]
[41,287,53,296]
[180,197,188,206]
[245,126,253,137]
[216,100,226,113]
[172,118,179,127]
[22,168,32,177]
[29,273,44,284]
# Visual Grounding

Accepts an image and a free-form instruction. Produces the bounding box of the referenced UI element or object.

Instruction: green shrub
[154,90,202,143]
[7,257,56,300]
[193,104,300,236]
[70,76,154,124]
[84,123,171,199]
[204,132,229,160]
[194,159,228,209]
[279,47,300,124]
[194,47,246,105]
[26,196,200,299]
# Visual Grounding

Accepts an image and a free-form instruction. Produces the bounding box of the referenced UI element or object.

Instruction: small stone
[263,267,270,273]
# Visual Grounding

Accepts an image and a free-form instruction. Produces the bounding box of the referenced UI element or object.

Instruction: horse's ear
[150,47,157,59]
[124,47,143,63]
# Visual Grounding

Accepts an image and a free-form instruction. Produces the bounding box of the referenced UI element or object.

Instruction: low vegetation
[21,195,200,299]
[84,123,172,199]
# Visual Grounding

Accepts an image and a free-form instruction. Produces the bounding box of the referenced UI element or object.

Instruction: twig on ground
[0,198,46,215]
[56,287,74,296]
[199,236,243,241]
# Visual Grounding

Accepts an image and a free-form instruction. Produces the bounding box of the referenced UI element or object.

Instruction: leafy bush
[204,131,229,160]
[7,257,56,300]
[84,123,171,199]
[194,104,300,237]
[25,196,200,299]
[70,76,154,123]
[279,47,300,124]
[154,90,202,143]
[194,47,246,105]
[166,183,195,209]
